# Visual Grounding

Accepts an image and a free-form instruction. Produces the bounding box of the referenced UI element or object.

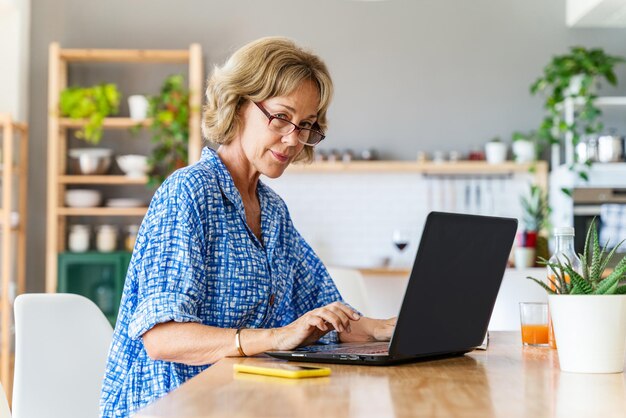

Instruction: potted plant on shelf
[517,184,551,268]
[527,220,626,373]
[511,131,541,164]
[59,83,121,144]
[145,74,190,187]
[530,46,624,193]
[484,137,507,164]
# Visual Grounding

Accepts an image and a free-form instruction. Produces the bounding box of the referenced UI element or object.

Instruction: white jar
[96,225,118,252]
[68,225,90,252]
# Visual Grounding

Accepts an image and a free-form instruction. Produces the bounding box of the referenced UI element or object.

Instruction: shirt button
[269,294,275,306]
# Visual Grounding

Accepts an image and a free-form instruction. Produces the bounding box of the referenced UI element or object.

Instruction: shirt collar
[201,147,274,242]
[202,147,245,212]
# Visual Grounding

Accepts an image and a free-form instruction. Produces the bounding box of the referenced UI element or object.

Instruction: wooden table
[136,332,626,418]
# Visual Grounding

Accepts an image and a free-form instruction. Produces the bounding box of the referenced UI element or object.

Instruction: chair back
[326,266,371,317]
[13,294,113,418]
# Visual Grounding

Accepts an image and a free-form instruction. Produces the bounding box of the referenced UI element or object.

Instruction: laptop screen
[390,212,517,357]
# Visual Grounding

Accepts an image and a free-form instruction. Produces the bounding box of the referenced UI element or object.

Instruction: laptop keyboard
[295,342,389,355]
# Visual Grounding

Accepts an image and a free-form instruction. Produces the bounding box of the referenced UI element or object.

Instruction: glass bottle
[547,226,582,349]
[124,224,139,252]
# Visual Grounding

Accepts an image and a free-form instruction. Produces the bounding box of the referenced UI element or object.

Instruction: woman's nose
[281,129,301,146]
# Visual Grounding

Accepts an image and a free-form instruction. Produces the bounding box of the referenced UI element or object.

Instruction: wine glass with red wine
[392,229,410,267]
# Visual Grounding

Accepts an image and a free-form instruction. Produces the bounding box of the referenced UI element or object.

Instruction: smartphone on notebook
[233,363,331,379]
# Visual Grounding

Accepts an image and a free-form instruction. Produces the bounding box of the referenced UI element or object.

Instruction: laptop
[266,212,517,365]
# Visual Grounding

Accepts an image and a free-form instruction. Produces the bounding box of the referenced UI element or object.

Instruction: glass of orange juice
[519,302,549,346]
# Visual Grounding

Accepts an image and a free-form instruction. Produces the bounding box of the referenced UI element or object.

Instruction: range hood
[567,0,626,27]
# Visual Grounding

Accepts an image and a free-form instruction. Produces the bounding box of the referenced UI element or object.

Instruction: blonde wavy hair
[202,37,333,163]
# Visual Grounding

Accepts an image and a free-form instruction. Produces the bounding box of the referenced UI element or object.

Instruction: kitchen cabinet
[45,43,203,293]
[0,114,28,393]
[550,96,626,228]
[57,251,132,326]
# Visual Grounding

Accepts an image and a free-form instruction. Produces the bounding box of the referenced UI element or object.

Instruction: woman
[100,37,395,417]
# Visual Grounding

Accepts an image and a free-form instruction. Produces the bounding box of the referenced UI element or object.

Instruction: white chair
[326,266,371,317]
[0,382,11,418]
[12,294,113,418]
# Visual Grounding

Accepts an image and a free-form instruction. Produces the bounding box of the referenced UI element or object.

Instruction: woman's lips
[270,150,289,163]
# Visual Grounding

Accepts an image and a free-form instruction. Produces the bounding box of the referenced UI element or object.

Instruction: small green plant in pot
[59,83,121,143]
[145,74,190,187]
[527,220,626,373]
[518,184,551,265]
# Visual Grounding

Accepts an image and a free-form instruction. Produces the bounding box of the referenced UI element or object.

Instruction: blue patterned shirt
[100,147,342,417]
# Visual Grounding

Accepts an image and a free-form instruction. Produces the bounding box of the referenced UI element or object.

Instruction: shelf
[594,97,626,106]
[57,207,148,216]
[59,117,152,129]
[564,96,626,108]
[60,175,148,185]
[0,165,23,175]
[60,48,190,63]
[288,160,546,175]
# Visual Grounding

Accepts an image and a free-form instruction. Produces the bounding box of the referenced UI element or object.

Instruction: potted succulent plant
[59,83,121,144]
[530,46,624,192]
[145,74,190,186]
[527,220,626,373]
[517,184,551,267]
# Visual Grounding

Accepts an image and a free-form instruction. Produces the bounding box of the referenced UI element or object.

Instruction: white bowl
[105,198,145,208]
[68,148,113,175]
[116,154,150,177]
[65,189,102,208]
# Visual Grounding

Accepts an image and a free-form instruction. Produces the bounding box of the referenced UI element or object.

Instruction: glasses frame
[253,102,325,146]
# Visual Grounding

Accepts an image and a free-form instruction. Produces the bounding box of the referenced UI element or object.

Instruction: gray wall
[27,0,626,291]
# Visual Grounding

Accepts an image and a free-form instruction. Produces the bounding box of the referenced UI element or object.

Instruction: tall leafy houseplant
[146,74,190,187]
[59,84,121,143]
[527,220,626,373]
[530,47,624,194]
[519,184,551,263]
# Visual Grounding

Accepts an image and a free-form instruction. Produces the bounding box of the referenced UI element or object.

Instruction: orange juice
[521,324,549,345]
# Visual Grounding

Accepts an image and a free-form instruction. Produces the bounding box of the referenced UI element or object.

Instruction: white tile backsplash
[265,171,534,267]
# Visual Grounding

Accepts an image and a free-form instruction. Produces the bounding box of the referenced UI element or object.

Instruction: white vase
[514,247,536,269]
[512,140,535,163]
[128,95,149,121]
[485,142,507,164]
[549,295,626,373]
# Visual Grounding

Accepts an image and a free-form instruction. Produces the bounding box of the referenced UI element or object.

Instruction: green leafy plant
[59,83,121,143]
[145,74,190,186]
[520,184,551,233]
[530,47,624,195]
[527,219,626,295]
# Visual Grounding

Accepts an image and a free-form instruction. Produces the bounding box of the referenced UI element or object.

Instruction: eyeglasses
[254,102,325,146]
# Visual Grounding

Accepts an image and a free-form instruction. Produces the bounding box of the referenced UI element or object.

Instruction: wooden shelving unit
[0,114,28,394]
[46,43,203,293]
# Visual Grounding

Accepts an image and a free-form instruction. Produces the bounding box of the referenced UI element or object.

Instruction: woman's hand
[372,317,397,341]
[272,302,360,351]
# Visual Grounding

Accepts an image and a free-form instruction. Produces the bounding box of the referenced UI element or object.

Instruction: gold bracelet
[235,328,247,357]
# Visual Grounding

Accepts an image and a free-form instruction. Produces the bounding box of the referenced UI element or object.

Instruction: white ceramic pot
[485,142,507,164]
[549,295,626,373]
[512,140,535,163]
[514,247,536,269]
[128,95,149,121]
